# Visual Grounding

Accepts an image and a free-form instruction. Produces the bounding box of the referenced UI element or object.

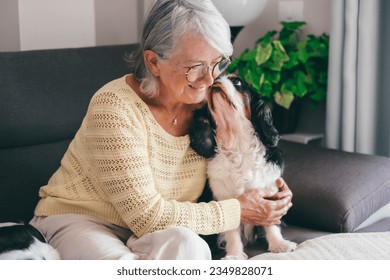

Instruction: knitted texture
[35,76,240,237]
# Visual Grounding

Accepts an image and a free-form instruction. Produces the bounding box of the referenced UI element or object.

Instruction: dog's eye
[231,78,242,87]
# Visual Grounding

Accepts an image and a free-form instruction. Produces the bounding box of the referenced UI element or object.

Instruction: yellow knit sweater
[35,75,240,237]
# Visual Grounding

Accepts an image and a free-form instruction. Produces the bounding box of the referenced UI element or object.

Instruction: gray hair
[127,0,232,97]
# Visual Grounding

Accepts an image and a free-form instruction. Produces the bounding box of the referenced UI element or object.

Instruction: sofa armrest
[279,140,390,233]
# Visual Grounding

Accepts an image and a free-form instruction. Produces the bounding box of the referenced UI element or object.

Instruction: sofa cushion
[250,231,390,260]
[279,140,390,233]
[0,44,134,149]
[0,140,70,223]
[0,44,138,223]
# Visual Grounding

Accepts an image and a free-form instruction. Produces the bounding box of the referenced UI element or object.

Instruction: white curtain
[326,0,388,156]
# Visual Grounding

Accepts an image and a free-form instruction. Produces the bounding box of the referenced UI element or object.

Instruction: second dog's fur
[0,222,60,260]
[190,75,296,259]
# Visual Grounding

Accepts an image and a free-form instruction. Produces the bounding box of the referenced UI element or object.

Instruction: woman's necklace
[161,103,184,126]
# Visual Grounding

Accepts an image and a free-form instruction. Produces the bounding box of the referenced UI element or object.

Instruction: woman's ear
[144,50,160,77]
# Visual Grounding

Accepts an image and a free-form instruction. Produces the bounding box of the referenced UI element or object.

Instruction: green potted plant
[227,21,329,133]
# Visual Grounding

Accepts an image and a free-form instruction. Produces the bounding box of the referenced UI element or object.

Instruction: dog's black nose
[211,84,222,93]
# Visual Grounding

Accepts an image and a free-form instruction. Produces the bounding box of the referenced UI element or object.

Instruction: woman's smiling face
[156,35,225,105]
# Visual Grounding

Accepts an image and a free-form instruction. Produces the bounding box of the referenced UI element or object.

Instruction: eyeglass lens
[186,59,230,83]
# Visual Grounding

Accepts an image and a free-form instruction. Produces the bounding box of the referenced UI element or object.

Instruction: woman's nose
[202,68,215,87]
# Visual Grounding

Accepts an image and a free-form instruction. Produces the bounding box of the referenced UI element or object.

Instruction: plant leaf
[266,70,280,84]
[266,41,289,71]
[309,87,327,102]
[284,51,300,69]
[255,43,272,65]
[296,71,308,97]
[273,40,288,56]
[242,68,261,92]
[281,21,306,30]
[261,80,274,99]
[274,91,294,109]
[256,30,277,45]
[230,21,329,109]
[282,79,297,96]
[242,49,256,61]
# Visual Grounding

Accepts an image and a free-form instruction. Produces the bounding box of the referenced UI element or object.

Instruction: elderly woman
[30,0,293,260]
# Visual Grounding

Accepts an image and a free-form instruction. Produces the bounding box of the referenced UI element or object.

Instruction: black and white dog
[189,74,296,259]
[0,222,60,260]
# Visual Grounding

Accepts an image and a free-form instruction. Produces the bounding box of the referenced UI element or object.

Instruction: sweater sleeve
[84,89,240,237]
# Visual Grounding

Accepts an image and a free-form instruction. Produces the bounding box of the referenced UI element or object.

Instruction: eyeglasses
[185,57,231,84]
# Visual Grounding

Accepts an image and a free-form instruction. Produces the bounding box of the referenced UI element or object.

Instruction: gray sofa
[1,44,390,259]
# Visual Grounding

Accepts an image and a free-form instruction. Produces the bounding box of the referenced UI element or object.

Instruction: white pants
[30,214,212,260]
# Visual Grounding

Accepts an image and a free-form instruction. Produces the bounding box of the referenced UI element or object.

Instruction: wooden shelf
[280,132,324,145]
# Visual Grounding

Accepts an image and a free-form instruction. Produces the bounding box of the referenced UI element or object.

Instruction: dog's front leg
[221,228,248,260]
[264,225,297,253]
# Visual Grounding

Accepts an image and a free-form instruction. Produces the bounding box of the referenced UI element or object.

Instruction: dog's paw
[222,253,248,260]
[268,240,297,253]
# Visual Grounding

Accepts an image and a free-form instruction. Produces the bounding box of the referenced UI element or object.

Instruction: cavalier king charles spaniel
[189,74,297,259]
[0,222,60,260]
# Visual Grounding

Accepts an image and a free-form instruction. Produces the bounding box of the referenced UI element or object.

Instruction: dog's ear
[189,105,217,158]
[250,93,280,148]
[250,94,284,167]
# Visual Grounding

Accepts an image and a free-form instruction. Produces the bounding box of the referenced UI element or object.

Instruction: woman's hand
[237,178,293,226]
[270,178,293,202]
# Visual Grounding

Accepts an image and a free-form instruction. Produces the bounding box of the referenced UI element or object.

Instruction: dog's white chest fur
[207,122,281,201]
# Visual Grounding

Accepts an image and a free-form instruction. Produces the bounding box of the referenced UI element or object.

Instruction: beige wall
[141,0,331,56]
[0,0,141,51]
[0,0,331,52]
[95,0,139,46]
[0,0,20,51]
[18,0,96,51]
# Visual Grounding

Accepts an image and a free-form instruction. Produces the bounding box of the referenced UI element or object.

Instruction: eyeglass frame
[155,51,231,84]
[185,57,231,84]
